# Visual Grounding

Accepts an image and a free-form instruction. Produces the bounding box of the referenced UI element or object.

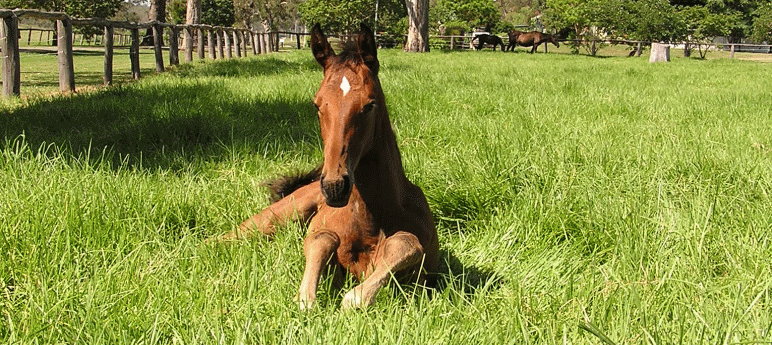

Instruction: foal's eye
[361,101,376,114]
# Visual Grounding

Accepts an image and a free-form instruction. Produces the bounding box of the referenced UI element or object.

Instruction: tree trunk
[186,0,200,24]
[144,0,166,46]
[404,0,429,52]
[185,0,200,62]
[649,42,670,63]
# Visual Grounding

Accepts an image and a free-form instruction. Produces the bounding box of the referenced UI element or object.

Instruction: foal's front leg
[297,230,340,310]
[341,231,424,309]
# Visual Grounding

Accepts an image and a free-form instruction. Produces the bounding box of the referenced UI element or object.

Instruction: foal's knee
[384,233,423,263]
[304,231,340,254]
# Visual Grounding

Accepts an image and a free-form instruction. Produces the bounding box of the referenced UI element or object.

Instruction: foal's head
[310,24,382,207]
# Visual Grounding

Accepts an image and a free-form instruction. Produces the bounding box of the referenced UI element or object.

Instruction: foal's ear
[357,23,379,73]
[311,24,335,68]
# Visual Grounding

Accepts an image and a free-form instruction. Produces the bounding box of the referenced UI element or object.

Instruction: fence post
[244,31,252,55]
[152,23,164,72]
[240,30,247,56]
[729,44,735,59]
[216,29,224,58]
[450,36,455,50]
[295,33,301,50]
[207,28,216,59]
[169,26,179,65]
[233,30,241,57]
[274,32,279,51]
[1,14,21,97]
[224,29,232,58]
[237,30,244,56]
[184,26,193,62]
[130,28,141,79]
[57,18,75,92]
[251,31,258,54]
[196,27,205,59]
[104,25,113,85]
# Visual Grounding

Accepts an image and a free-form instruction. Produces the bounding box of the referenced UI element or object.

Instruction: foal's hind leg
[341,231,424,309]
[218,183,320,240]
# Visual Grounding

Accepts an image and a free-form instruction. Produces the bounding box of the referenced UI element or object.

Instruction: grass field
[1,48,770,344]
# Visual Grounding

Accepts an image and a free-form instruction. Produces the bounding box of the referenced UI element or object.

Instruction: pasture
[0,49,770,344]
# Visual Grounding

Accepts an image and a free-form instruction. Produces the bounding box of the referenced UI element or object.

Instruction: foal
[219,24,439,310]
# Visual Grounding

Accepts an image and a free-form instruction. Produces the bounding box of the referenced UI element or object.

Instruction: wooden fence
[0,8,284,97]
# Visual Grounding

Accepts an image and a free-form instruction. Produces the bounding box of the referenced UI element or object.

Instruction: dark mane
[335,40,367,65]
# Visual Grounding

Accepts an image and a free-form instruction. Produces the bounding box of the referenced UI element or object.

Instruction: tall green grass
[1,50,770,344]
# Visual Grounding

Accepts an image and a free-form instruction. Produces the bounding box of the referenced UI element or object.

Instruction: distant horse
[472,34,505,51]
[508,31,560,53]
[505,30,524,52]
[215,24,439,310]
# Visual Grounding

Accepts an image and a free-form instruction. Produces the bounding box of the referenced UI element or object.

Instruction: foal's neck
[353,107,410,215]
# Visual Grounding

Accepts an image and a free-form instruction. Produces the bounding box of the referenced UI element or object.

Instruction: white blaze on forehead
[340,76,351,96]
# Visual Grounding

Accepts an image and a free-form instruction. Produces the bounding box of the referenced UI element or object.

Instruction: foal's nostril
[320,174,352,207]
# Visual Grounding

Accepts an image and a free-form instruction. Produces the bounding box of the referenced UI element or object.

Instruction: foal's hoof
[341,288,374,310]
[295,293,317,311]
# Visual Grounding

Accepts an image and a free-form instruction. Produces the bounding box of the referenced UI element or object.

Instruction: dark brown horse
[505,30,524,52]
[508,31,560,53]
[216,24,439,310]
[472,34,505,51]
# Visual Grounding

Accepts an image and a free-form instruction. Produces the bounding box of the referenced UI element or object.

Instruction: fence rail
[0,8,285,97]
[3,9,771,98]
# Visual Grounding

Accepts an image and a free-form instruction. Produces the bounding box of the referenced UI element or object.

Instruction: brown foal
[218,24,439,310]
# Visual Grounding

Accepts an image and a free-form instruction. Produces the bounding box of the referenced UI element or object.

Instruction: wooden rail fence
[0,8,284,97]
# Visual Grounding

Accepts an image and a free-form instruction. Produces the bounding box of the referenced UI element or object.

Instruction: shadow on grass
[433,249,503,295]
[0,79,319,170]
[172,57,320,78]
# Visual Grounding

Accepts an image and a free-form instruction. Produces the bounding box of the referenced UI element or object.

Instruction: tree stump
[649,42,670,63]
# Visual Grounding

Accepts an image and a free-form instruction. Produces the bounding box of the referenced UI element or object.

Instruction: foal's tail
[264,165,322,202]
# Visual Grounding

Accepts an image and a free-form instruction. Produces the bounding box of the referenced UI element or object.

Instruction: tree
[186,0,200,24]
[542,0,622,55]
[0,0,124,19]
[404,0,429,52]
[750,2,771,43]
[677,5,739,58]
[142,0,167,46]
[299,0,376,33]
[0,0,124,40]
[233,0,302,32]
[621,0,682,42]
[201,0,234,26]
[298,0,405,34]
[430,0,501,33]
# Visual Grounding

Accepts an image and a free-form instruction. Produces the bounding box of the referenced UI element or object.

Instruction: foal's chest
[310,198,384,279]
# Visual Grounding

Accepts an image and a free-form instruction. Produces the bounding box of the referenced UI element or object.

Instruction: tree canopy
[0,0,124,18]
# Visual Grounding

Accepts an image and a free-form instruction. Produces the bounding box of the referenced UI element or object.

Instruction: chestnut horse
[217,24,439,310]
[508,31,560,53]
[471,34,505,51]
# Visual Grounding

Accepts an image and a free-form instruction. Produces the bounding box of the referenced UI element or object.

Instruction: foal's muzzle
[320,174,352,208]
